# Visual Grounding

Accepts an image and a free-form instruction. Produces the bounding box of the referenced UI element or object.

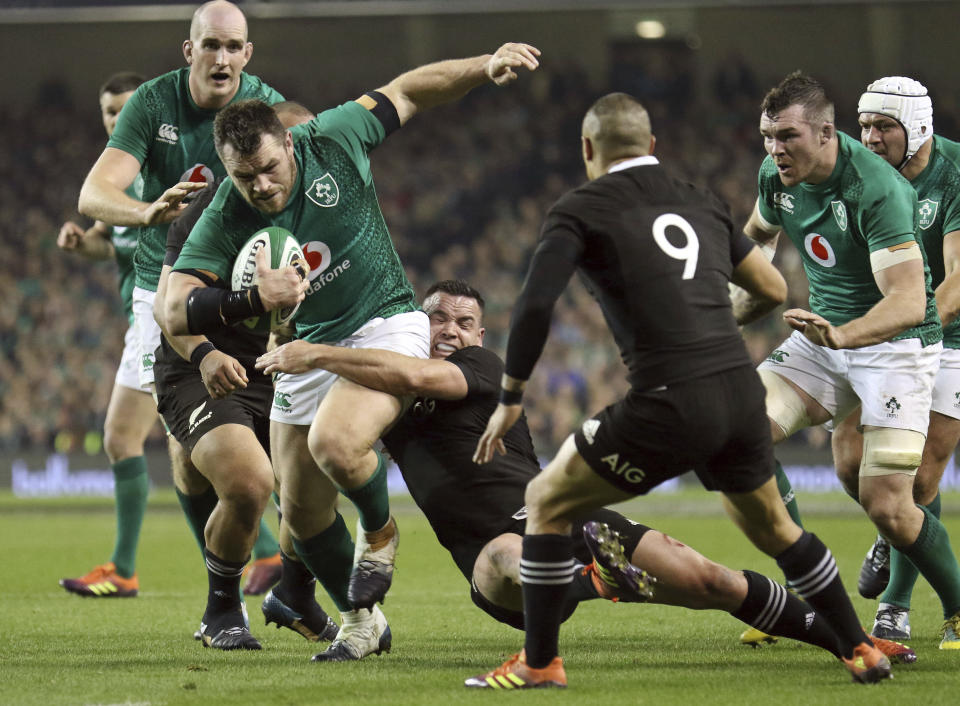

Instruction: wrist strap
[190,341,216,368]
[499,388,523,406]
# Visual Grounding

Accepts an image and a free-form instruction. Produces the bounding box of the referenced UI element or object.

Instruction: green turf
[1,490,958,705]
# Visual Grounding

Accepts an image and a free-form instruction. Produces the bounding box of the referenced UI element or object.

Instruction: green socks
[881,493,942,610]
[175,486,218,554]
[291,513,355,612]
[252,516,280,560]
[896,502,960,619]
[774,460,803,528]
[110,456,150,578]
[340,453,390,533]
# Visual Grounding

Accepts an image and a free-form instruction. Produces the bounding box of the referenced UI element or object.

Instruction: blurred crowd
[5,53,955,458]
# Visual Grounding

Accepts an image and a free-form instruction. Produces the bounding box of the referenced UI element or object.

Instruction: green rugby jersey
[175,100,418,344]
[107,67,283,292]
[910,135,960,349]
[757,131,941,346]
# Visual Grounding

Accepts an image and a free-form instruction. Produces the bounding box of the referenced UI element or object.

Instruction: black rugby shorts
[156,374,272,454]
[574,365,774,495]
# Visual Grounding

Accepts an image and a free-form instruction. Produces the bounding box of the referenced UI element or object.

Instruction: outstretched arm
[256,342,468,401]
[366,42,540,126]
[78,147,207,227]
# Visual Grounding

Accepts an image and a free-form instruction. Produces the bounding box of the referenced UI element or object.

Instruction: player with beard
[163,43,541,662]
[733,72,960,655]
[255,279,916,672]
[153,101,332,650]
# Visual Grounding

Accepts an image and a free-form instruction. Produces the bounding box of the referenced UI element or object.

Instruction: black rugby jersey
[154,179,271,385]
[505,157,754,390]
[382,346,539,555]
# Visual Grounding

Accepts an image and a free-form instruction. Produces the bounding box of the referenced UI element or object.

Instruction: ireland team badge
[918,199,939,230]
[306,173,340,208]
[831,200,848,231]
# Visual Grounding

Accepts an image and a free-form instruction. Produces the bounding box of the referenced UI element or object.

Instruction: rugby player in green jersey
[736,72,960,653]
[57,72,157,599]
[164,42,541,661]
[76,1,284,596]
[827,77,960,648]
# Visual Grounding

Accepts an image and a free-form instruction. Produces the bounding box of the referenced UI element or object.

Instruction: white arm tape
[870,243,922,273]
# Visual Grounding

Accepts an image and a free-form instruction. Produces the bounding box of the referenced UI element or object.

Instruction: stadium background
[3,0,960,495]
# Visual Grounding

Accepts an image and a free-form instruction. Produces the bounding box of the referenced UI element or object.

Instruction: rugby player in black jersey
[466,92,893,686]
[255,279,915,675]
[152,101,338,651]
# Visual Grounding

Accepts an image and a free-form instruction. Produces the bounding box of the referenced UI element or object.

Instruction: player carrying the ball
[163,42,542,661]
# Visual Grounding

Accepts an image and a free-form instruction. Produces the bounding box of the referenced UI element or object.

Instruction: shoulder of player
[930,135,960,173]
[237,72,282,101]
[839,135,913,201]
[290,101,374,145]
[447,345,502,370]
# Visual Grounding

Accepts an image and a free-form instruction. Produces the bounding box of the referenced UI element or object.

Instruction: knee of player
[102,426,141,463]
[859,428,923,527]
[477,534,522,583]
[307,428,363,476]
[758,369,811,441]
[218,472,274,510]
[522,475,560,524]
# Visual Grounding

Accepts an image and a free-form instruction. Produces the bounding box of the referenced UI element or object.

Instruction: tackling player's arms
[256,344,469,401]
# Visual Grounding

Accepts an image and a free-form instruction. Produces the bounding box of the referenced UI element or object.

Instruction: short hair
[99,72,145,97]
[214,99,286,157]
[761,71,835,124]
[424,279,485,312]
[582,92,652,158]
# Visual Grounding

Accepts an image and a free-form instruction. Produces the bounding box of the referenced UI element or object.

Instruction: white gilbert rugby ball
[230,226,305,331]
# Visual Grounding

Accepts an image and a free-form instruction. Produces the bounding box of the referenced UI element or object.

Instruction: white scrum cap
[858,76,933,162]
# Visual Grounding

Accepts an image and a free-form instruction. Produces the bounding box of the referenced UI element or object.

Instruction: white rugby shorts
[115,322,153,393]
[131,286,162,388]
[758,330,939,435]
[270,310,430,426]
[932,346,960,420]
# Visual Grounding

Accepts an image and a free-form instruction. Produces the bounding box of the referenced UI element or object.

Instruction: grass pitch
[1,490,958,706]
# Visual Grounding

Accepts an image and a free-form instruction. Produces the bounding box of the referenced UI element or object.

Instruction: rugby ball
[230,226,306,331]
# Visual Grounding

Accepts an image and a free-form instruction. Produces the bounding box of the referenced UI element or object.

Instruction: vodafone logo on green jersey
[180,163,215,185]
[302,240,351,294]
[804,233,837,267]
